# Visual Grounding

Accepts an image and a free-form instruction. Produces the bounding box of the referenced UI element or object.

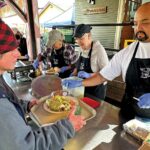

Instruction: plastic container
[62,76,85,99]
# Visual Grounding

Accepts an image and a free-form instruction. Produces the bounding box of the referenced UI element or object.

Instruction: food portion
[123,119,150,141]
[46,68,56,74]
[45,95,74,112]
[134,127,149,141]
[54,67,61,73]
[35,69,42,77]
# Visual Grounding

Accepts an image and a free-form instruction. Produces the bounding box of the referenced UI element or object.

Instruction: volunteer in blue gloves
[34,29,78,78]
[63,2,150,120]
[69,24,109,99]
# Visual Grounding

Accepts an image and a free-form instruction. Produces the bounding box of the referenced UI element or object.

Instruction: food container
[139,133,150,150]
[62,77,85,98]
[123,118,150,141]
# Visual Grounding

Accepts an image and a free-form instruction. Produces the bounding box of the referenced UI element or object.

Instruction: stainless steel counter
[64,101,141,150]
[4,72,34,101]
[4,73,141,149]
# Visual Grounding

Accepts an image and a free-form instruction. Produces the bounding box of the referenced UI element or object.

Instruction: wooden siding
[75,0,120,48]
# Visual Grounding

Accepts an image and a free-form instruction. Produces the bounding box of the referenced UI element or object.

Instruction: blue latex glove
[60,66,68,73]
[137,93,150,109]
[78,71,91,79]
[62,79,82,88]
[33,58,39,69]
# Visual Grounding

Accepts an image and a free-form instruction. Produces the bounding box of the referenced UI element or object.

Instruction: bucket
[62,77,85,99]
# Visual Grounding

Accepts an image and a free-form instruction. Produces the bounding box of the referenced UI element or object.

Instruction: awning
[42,6,75,28]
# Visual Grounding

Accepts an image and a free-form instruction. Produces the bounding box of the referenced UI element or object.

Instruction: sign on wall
[83,6,107,15]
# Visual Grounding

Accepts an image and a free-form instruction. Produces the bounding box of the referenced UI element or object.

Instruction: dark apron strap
[77,42,93,72]
[76,53,82,72]
[130,42,139,62]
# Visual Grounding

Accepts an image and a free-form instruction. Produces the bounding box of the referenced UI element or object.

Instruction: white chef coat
[100,41,150,82]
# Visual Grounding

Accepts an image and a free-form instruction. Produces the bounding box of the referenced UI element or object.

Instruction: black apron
[51,47,71,78]
[121,42,150,120]
[77,42,107,100]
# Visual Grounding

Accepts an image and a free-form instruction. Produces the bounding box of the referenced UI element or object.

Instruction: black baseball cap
[74,24,92,38]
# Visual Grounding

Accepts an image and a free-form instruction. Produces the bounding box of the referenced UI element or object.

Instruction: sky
[38,0,75,11]
[3,0,75,27]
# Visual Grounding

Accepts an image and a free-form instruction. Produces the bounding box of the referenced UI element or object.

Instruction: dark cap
[74,24,92,38]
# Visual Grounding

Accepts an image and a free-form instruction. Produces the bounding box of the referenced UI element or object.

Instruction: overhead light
[87,0,95,5]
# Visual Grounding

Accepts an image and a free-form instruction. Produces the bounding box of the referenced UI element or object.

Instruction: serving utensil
[133,97,140,101]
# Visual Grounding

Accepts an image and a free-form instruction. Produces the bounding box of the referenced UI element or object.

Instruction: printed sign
[83,6,107,15]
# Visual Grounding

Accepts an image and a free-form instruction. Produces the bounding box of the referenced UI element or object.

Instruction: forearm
[82,73,106,87]
[0,102,75,150]
[34,119,75,150]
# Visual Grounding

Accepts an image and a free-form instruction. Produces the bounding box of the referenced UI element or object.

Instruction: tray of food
[123,119,150,141]
[29,93,96,127]
[139,133,150,150]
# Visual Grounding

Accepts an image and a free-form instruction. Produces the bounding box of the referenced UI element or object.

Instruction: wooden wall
[75,0,120,49]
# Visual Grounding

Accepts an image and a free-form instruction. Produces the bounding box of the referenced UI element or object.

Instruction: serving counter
[64,101,140,150]
[4,73,141,149]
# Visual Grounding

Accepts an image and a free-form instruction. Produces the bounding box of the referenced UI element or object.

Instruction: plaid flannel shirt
[44,44,78,66]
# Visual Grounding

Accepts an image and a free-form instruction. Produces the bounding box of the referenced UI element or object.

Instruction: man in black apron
[62,2,150,120]
[76,42,107,99]
[72,24,108,99]
[121,41,150,120]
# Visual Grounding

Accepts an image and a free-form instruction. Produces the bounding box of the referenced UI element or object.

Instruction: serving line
[64,101,140,150]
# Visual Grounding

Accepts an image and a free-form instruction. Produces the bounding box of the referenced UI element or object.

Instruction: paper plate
[43,96,79,113]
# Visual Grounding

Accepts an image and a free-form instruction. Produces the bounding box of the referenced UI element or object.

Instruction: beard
[135,31,149,42]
